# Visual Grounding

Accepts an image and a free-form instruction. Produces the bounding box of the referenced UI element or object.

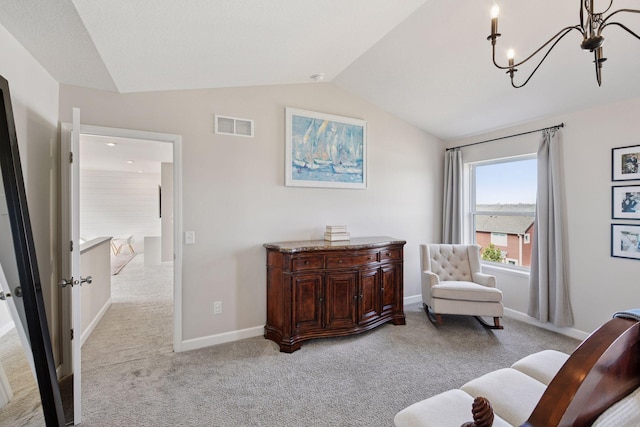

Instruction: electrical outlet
[213,300,222,315]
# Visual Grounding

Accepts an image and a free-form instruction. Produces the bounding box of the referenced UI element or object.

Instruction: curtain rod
[446,123,564,151]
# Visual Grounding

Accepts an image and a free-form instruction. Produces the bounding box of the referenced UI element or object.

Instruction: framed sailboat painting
[285,108,367,189]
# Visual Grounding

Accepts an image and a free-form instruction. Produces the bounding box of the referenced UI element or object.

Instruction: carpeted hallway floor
[1,255,581,426]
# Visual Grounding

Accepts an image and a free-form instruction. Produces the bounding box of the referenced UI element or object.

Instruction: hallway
[0,254,173,426]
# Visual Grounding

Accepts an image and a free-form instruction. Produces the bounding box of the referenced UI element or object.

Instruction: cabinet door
[358,268,380,324]
[381,262,403,315]
[325,271,358,329]
[292,273,324,333]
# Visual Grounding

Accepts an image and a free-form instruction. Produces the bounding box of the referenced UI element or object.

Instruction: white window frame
[465,154,536,272]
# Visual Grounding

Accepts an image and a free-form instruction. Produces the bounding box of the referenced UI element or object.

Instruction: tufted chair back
[419,243,502,328]
[421,244,482,283]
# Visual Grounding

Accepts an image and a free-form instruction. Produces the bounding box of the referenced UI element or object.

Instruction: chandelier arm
[509,27,578,88]
[492,44,510,70]
[600,21,640,41]
[511,26,580,69]
[600,9,640,30]
[492,26,581,70]
[595,0,615,16]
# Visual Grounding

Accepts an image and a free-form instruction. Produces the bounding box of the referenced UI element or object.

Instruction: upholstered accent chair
[420,244,503,329]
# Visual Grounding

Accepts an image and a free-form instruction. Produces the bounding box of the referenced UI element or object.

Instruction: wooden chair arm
[461,396,494,427]
[523,316,640,426]
[462,317,640,427]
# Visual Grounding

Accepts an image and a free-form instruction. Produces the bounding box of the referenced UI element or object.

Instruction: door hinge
[70,240,73,252]
[70,328,74,341]
[69,152,73,163]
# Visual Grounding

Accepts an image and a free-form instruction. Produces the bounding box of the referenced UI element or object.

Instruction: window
[469,156,536,268]
[490,232,508,246]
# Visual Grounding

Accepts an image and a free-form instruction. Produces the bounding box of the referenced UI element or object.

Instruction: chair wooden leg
[474,316,504,330]
[424,304,443,326]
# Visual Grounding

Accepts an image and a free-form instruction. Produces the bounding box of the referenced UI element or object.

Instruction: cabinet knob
[353,295,358,301]
[338,259,343,263]
[386,252,391,256]
[304,261,310,265]
[319,297,323,302]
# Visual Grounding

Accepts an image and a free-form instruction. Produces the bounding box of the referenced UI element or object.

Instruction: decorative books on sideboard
[324,225,350,241]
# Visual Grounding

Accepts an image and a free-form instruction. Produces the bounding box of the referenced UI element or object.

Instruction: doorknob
[1,287,22,299]
[59,276,93,287]
[59,277,76,288]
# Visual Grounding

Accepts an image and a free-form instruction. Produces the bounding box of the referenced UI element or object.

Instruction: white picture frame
[285,108,367,189]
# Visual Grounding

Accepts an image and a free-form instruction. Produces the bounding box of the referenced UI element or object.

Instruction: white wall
[0,24,59,350]
[79,238,111,345]
[80,170,162,252]
[161,163,174,262]
[59,82,443,345]
[449,97,640,336]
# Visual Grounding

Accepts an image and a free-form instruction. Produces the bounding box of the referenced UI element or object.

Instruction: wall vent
[215,115,254,137]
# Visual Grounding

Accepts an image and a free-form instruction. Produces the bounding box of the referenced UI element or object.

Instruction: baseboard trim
[402,295,589,341]
[404,294,422,305]
[81,298,112,346]
[178,325,264,352]
[504,308,590,341]
[0,321,15,338]
[174,302,589,353]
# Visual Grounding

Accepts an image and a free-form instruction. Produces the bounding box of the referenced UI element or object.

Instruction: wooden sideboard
[264,236,406,353]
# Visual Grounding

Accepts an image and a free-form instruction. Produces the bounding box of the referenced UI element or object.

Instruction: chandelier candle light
[488,1,640,88]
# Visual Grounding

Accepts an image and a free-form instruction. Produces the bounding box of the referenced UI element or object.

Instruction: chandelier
[488,1,640,88]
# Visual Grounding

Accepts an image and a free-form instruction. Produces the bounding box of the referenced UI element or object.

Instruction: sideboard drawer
[380,248,402,261]
[292,256,324,271]
[326,253,377,268]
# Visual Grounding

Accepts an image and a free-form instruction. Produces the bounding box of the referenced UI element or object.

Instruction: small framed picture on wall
[612,185,640,219]
[612,144,640,181]
[611,223,640,260]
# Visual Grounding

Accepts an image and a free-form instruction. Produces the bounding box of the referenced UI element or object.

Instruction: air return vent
[215,115,254,137]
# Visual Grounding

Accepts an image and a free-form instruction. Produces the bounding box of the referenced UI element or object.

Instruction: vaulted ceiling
[1,0,640,141]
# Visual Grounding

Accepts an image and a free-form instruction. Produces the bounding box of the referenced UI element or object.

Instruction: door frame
[60,123,184,367]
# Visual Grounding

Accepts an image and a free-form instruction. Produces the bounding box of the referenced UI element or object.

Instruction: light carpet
[111,252,137,275]
[0,255,580,426]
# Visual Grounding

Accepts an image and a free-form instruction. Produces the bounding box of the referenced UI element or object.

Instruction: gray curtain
[442,148,462,244]
[528,129,573,327]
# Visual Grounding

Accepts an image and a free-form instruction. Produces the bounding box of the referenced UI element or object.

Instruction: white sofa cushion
[431,281,503,302]
[394,389,512,427]
[510,349,570,386]
[461,368,547,427]
[592,386,640,427]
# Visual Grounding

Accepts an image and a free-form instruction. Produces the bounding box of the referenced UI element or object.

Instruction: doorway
[73,124,183,354]
[79,132,174,335]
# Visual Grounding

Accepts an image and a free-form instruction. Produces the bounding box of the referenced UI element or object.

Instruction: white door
[60,107,85,425]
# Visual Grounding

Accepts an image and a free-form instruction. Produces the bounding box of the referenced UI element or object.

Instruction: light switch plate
[184,231,195,245]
